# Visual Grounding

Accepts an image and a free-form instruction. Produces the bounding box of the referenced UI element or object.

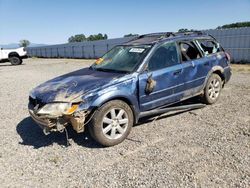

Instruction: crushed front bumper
[28,103,87,135]
[29,108,59,134]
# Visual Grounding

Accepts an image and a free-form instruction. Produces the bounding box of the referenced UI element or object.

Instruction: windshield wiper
[94,68,129,74]
[89,66,95,70]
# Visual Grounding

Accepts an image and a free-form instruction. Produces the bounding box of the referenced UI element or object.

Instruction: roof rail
[176,30,204,35]
[138,31,204,39]
[127,31,206,44]
[138,32,175,39]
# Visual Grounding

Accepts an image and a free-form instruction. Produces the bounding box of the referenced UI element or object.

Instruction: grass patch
[231,64,250,73]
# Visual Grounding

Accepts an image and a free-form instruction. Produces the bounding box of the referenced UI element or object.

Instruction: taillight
[225,52,231,62]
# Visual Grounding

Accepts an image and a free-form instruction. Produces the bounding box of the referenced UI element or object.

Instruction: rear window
[197,40,222,55]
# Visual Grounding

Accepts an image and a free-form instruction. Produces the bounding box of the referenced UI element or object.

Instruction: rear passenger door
[177,41,210,96]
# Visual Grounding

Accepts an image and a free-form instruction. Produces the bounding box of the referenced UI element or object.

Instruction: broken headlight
[37,103,78,116]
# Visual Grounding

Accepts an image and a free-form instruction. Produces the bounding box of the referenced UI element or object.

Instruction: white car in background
[0,47,28,65]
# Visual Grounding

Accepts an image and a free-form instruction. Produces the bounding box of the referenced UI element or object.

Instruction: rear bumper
[224,66,232,83]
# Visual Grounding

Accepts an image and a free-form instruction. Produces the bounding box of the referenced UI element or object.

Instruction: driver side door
[138,42,185,111]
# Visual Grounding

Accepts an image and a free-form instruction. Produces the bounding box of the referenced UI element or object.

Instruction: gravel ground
[0,58,249,188]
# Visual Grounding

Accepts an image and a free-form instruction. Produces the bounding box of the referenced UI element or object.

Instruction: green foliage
[19,39,30,47]
[217,21,250,29]
[68,34,86,43]
[124,33,139,37]
[68,33,108,43]
[178,28,194,32]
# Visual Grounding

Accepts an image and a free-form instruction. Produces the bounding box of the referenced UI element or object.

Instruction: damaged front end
[28,96,88,135]
[27,65,126,136]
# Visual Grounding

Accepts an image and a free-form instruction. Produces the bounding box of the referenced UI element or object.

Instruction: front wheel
[9,56,22,65]
[203,73,222,104]
[89,100,134,147]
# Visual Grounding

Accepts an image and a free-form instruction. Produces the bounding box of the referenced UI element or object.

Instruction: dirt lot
[0,58,249,187]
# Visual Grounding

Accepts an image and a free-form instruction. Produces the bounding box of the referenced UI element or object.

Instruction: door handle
[190,61,195,68]
[173,69,182,76]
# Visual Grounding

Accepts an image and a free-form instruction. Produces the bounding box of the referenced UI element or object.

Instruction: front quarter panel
[78,74,140,120]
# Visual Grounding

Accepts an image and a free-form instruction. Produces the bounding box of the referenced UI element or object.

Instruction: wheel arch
[202,66,225,90]
[211,66,226,86]
[90,93,140,124]
[8,52,20,58]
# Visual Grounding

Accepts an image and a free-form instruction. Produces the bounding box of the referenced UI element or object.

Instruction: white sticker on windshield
[129,48,145,53]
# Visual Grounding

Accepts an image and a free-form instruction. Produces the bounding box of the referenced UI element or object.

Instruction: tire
[9,56,22,65]
[203,73,222,104]
[89,100,134,147]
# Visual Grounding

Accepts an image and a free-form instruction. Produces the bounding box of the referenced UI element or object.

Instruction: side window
[148,42,179,71]
[178,41,202,62]
[197,40,221,55]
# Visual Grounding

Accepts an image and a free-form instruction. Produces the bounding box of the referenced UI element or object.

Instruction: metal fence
[27,37,136,59]
[27,27,250,62]
[204,27,250,62]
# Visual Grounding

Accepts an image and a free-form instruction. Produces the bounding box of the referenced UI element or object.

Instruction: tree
[87,33,108,41]
[68,34,86,43]
[178,28,194,32]
[68,33,108,42]
[217,21,250,29]
[124,33,139,37]
[19,40,30,47]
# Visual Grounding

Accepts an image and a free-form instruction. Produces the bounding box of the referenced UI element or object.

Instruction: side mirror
[145,73,156,94]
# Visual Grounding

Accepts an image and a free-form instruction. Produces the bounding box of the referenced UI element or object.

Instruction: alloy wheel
[208,78,221,100]
[102,108,129,139]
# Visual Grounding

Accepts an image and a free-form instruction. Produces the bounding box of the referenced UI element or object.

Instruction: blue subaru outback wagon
[29,32,231,146]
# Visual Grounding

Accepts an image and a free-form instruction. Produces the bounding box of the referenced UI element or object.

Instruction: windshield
[91,45,151,73]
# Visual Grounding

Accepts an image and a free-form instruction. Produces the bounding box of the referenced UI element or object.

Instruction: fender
[90,89,140,122]
[8,52,20,58]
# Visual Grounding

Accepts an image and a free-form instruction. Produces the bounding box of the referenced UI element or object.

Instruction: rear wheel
[9,56,22,65]
[203,73,222,104]
[89,100,134,146]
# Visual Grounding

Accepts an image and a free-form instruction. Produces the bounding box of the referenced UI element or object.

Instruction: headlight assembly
[37,103,79,116]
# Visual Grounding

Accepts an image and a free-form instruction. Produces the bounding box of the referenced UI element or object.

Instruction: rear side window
[148,42,179,71]
[178,41,202,62]
[197,40,222,55]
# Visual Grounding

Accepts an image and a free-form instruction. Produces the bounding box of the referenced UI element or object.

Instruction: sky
[0,0,249,45]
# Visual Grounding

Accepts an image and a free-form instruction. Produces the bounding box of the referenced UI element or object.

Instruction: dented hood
[31,67,125,103]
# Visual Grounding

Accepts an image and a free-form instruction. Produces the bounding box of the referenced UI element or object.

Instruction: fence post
[64,47,66,58]
[82,46,84,58]
[106,43,109,52]
[93,45,96,58]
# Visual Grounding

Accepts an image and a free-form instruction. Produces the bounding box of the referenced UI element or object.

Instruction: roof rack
[126,31,206,45]
[138,31,204,39]
[177,30,203,35]
[138,32,175,38]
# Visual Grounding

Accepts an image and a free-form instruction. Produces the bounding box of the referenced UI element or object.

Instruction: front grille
[29,96,46,108]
